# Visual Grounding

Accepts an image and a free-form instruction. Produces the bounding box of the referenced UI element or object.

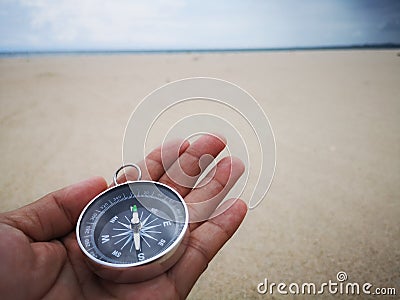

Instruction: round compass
[76,164,189,283]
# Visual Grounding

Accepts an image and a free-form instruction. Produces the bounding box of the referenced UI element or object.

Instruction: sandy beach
[1,50,399,298]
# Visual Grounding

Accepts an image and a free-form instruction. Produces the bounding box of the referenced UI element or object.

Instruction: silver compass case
[76,165,189,283]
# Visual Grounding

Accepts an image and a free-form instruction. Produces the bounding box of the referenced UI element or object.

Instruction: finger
[0,176,108,241]
[169,199,247,298]
[185,156,244,227]
[159,134,226,197]
[114,139,190,184]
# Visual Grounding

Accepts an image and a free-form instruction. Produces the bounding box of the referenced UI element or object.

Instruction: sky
[0,0,400,51]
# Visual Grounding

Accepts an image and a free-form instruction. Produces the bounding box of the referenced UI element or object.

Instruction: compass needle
[130,205,141,251]
[133,232,141,251]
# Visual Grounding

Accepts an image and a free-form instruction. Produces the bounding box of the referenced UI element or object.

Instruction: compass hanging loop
[113,163,142,186]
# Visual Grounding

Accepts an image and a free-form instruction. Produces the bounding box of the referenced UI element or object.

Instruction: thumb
[0,176,107,241]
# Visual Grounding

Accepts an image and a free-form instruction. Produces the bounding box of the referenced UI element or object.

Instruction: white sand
[0,50,399,299]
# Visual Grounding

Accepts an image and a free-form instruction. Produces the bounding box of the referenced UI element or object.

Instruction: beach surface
[1,50,399,298]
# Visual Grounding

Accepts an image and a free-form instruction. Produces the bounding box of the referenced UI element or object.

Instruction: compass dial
[76,181,188,267]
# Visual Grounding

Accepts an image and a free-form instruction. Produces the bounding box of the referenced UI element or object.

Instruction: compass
[76,164,189,283]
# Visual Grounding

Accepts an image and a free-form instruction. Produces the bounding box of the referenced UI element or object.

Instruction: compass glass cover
[77,181,187,266]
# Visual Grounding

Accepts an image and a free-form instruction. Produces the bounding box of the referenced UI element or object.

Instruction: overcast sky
[1,0,399,51]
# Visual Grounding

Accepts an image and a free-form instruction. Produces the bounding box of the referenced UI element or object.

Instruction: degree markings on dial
[120,192,134,201]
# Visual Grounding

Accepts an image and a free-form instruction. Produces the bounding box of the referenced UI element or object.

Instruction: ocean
[1,44,400,57]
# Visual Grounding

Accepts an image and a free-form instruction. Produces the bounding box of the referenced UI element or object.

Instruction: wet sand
[0,50,399,298]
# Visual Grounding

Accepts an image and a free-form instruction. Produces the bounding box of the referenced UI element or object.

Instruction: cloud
[17,0,187,48]
[1,0,400,50]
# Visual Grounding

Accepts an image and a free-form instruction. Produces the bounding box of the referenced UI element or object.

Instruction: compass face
[76,181,188,267]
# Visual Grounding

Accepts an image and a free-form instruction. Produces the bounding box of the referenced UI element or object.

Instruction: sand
[0,50,399,299]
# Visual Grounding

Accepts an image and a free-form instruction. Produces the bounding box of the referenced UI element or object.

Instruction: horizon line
[1,43,400,56]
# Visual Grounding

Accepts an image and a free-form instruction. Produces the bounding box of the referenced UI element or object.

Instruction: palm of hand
[0,136,246,300]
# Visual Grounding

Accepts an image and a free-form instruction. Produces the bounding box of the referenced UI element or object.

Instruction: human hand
[0,135,247,299]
